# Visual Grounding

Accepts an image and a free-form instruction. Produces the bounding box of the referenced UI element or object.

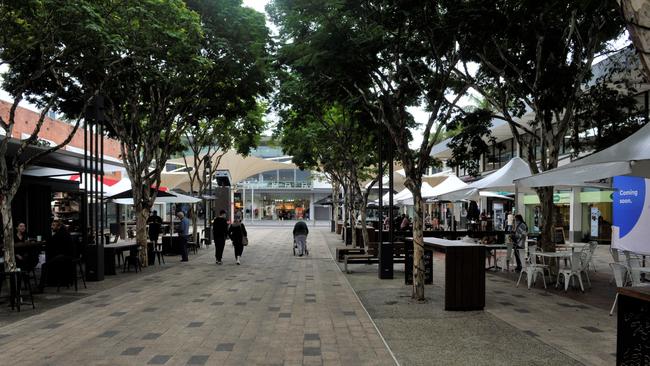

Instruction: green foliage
[445,110,495,176]
[0,0,111,115]
[269,0,467,182]
[448,0,632,174]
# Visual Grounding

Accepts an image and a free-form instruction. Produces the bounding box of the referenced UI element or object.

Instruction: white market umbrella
[439,157,532,201]
[420,175,469,203]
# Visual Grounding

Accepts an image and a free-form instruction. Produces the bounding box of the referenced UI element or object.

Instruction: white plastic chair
[610,248,622,284]
[586,241,598,272]
[609,263,627,316]
[497,242,514,272]
[516,248,547,289]
[558,251,588,292]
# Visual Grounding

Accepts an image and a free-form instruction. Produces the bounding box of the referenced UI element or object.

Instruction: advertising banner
[590,207,600,238]
[612,176,650,254]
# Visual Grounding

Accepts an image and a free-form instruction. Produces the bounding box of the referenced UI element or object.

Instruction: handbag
[241,226,248,246]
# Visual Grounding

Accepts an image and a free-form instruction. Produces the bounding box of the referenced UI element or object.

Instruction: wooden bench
[336,247,365,262]
[344,242,406,273]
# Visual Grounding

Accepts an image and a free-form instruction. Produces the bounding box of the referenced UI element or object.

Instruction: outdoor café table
[417,237,485,311]
[534,251,573,287]
[104,242,139,275]
[161,235,183,255]
[484,243,508,271]
[556,242,588,252]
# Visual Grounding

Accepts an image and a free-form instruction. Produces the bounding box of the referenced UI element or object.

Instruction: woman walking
[227,213,247,265]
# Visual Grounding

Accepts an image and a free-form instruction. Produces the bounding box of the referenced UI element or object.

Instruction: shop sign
[524,192,571,205]
[612,176,650,254]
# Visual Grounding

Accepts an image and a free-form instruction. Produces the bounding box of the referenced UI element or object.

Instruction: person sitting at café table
[13,222,31,270]
[37,220,73,292]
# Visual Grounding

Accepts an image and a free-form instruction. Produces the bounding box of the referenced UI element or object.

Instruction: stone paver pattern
[0,227,395,366]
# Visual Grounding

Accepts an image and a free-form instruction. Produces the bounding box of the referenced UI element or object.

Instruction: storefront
[523,188,613,243]
[236,191,315,221]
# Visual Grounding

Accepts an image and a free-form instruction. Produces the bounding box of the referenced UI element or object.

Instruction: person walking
[227,213,247,265]
[511,214,528,272]
[293,220,309,256]
[176,211,190,262]
[212,210,229,264]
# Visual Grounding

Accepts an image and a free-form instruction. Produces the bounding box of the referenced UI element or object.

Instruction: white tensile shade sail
[517,122,650,188]
[397,182,436,206]
[439,157,532,201]
[419,174,468,203]
[161,150,298,190]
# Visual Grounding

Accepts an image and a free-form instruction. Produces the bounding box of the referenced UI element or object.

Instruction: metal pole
[378,128,384,279]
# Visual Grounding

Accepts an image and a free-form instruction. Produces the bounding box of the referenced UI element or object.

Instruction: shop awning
[6,137,124,176]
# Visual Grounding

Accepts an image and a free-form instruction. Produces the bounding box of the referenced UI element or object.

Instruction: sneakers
[216,260,222,265]
[236,256,241,265]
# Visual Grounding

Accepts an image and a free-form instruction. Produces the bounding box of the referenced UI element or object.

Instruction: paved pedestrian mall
[0,227,617,365]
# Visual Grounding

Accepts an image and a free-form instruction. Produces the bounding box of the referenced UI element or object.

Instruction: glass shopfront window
[296,169,311,182]
[278,169,294,182]
[261,170,277,183]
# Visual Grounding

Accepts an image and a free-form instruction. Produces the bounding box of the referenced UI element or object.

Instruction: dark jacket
[227,222,247,245]
[147,214,163,237]
[293,221,309,236]
[14,231,28,243]
[212,216,229,242]
[48,226,72,259]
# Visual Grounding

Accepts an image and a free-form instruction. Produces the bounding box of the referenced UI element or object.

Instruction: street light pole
[204,156,211,242]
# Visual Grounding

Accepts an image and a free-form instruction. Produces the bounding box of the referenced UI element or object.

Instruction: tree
[91,0,270,265]
[0,0,109,272]
[277,96,379,248]
[182,103,266,240]
[619,0,650,78]
[90,0,206,266]
[269,0,467,300]
[449,0,630,250]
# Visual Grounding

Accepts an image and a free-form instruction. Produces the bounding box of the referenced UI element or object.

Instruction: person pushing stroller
[293,220,309,257]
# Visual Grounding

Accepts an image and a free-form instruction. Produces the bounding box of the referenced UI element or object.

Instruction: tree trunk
[1,199,16,272]
[130,180,152,267]
[349,205,357,248]
[620,0,650,79]
[411,186,425,301]
[536,186,556,253]
[333,181,340,224]
[360,201,369,247]
[190,203,198,242]
[136,205,150,266]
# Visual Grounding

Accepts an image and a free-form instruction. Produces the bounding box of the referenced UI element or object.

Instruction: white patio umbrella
[420,175,469,203]
[439,157,532,201]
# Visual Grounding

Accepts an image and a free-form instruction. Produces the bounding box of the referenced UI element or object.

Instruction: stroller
[293,236,309,256]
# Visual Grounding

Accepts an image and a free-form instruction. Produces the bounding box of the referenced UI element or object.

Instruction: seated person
[13,222,31,270]
[38,220,74,292]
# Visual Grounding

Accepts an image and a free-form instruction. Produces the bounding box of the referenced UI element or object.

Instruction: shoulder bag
[241,226,248,246]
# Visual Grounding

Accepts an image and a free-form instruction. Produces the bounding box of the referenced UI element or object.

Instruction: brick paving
[334,230,617,366]
[0,227,396,366]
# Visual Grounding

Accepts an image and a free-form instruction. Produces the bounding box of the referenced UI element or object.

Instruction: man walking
[212,209,229,264]
[176,211,190,262]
